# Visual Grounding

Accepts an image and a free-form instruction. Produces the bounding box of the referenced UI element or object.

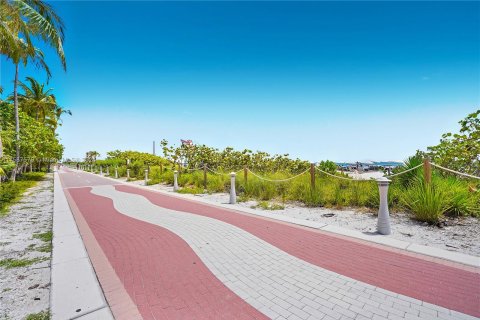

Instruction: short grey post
[173,170,179,191]
[115,167,118,179]
[144,169,149,185]
[127,169,130,179]
[100,166,103,175]
[229,172,236,204]
[376,177,391,235]
[106,166,109,176]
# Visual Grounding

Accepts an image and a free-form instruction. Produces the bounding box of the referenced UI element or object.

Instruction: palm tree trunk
[0,125,3,159]
[11,63,20,182]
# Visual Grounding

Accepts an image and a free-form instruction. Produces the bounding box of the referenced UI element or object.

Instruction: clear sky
[1,1,479,162]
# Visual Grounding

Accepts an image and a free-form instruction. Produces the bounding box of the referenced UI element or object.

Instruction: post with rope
[310,163,316,190]
[423,157,431,185]
[115,166,118,179]
[144,169,148,185]
[127,169,130,180]
[174,170,179,191]
[376,177,391,235]
[230,172,236,204]
[244,166,248,185]
[203,164,207,190]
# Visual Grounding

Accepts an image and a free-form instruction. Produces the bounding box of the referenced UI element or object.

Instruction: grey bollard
[145,169,149,185]
[376,177,392,235]
[230,172,236,204]
[115,167,118,179]
[106,167,109,176]
[173,170,179,191]
[127,169,130,179]
[100,166,103,175]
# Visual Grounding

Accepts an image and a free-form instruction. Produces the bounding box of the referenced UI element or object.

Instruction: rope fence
[80,159,478,236]
[431,163,480,180]
[316,167,373,182]
[384,164,423,178]
[247,168,310,183]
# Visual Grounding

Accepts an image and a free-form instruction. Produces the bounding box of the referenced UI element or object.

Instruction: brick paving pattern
[60,171,479,320]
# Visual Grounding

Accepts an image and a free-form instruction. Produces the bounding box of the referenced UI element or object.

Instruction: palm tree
[0,0,66,181]
[16,76,71,130]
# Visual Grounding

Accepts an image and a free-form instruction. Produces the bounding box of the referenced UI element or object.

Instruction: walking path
[56,168,480,320]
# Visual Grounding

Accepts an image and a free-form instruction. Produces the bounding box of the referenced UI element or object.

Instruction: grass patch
[0,172,45,216]
[177,185,205,194]
[256,201,285,210]
[0,257,47,269]
[25,311,50,320]
[36,244,52,253]
[33,231,52,252]
[33,231,52,243]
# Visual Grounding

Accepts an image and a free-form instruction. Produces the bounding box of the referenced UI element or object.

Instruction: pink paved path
[117,185,480,317]
[68,187,267,320]
[60,170,480,319]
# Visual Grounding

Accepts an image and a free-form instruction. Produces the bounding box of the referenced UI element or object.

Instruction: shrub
[438,177,480,217]
[401,179,451,223]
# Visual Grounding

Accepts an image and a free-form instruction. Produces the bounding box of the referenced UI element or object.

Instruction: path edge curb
[51,169,114,320]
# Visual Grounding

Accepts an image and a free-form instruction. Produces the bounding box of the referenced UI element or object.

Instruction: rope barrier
[431,163,480,180]
[205,167,232,176]
[247,168,309,182]
[315,167,373,181]
[384,164,423,178]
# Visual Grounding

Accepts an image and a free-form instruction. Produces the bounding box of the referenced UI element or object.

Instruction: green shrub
[401,179,451,223]
[438,177,480,217]
[1,181,35,214]
[18,172,45,181]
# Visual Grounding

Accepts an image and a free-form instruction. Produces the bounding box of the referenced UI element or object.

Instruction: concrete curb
[51,170,114,320]
[79,170,480,268]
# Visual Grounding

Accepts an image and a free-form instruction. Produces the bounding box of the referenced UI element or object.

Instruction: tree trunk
[0,125,3,159]
[11,63,20,182]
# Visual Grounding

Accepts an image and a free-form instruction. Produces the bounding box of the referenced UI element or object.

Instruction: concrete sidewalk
[51,170,113,320]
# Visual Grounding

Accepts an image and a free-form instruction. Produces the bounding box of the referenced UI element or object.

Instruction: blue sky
[1,1,479,162]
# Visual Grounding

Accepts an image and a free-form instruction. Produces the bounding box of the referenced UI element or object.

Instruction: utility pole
[153,141,155,155]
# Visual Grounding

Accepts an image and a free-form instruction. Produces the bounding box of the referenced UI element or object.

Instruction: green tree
[1,0,66,180]
[85,151,100,164]
[428,110,480,176]
[16,76,71,130]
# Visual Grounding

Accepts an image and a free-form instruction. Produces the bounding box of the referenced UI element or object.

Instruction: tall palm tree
[16,77,72,130]
[0,0,66,180]
[17,76,55,120]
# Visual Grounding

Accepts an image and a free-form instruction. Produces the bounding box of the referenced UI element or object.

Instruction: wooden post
[244,166,248,185]
[423,157,431,185]
[160,163,163,174]
[310,163,315,190]
[203,164,207,189]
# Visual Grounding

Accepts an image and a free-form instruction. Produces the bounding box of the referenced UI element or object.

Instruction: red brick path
[117,185,480,318]
[68,187,267,320]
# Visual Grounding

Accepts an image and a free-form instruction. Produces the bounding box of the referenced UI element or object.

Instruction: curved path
[59,169,480,320]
